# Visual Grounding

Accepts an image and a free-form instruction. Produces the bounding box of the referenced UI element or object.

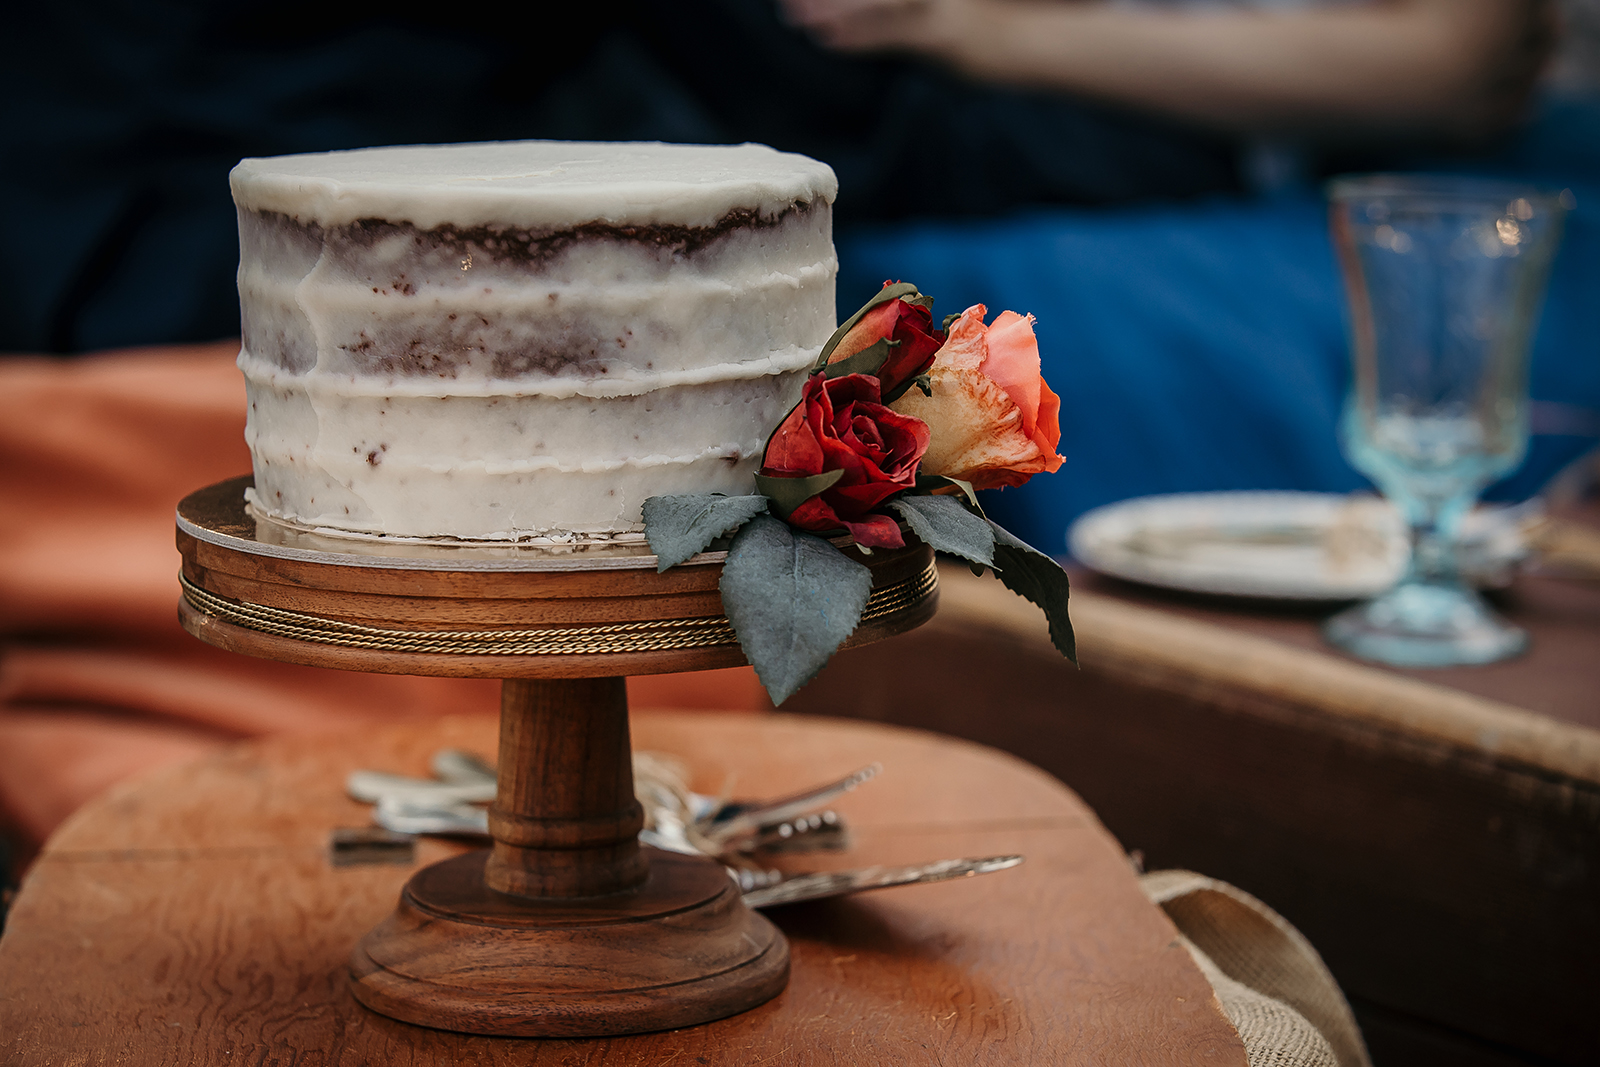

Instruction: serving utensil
[741,856,1024,908]
[698,764,879,848]
[348,750,1021,908]
[371,796,848,856]
[353,799,1019,908]
[351,750,865,858]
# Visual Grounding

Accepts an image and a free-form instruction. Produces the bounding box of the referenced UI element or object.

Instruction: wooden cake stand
[175,476,939,1038]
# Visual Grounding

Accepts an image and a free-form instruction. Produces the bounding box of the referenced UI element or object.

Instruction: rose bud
[826,286,944,399]
[759,372,931,548]
[889,303,1063,491]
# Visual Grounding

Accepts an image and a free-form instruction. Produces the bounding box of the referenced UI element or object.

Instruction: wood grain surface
[484,677,648,897]
[0,712,1246,1066]
[785,566,1600,1065]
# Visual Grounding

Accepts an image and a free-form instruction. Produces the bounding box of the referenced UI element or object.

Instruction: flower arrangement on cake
[643,282,1075,703]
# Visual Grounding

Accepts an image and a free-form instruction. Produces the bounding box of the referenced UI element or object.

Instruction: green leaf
[821,337,895,380]
[988,522,1077,664]
[720,515,873,705]
[887,495,994,569]
[912,474,982,512]
[815,282,923,368]
[753,469,844,520]
[643,494,770,572]
[942,312,961,331]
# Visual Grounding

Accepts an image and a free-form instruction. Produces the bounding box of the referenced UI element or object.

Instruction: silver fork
[696,764,880,848]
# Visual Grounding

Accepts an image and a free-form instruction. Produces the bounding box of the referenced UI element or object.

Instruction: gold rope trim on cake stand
[179,563,938,657]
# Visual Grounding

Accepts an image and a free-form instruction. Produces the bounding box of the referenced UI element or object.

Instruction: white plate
[1068,491,1412,600]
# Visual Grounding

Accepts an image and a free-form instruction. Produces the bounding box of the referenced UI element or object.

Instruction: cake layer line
[239,262,837,305]
[253,443,771,477]
[238,347,820,399]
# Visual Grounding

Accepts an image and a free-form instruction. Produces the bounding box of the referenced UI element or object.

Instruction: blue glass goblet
[1324,175,1568,667]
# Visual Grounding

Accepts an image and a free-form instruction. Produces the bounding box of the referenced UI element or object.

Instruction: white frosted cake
[231,141,838,541]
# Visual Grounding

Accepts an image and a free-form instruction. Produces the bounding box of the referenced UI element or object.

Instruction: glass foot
[1323,581,1527,667]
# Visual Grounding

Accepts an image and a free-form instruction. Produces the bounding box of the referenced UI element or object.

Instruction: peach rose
[889,304,1063,491]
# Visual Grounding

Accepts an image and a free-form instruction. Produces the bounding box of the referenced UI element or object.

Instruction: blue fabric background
[836,98,1600,553]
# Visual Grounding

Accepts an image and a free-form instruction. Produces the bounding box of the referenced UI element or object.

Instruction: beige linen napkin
[1142,870,1371,1067]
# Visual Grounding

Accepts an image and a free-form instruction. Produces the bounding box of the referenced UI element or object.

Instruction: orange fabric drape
[0,342,767,852]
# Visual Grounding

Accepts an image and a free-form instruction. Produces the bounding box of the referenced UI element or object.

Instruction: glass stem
[1405,494,1471,587]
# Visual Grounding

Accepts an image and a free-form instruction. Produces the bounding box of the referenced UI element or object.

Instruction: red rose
[760,372,930,548]
[826,287,944,398]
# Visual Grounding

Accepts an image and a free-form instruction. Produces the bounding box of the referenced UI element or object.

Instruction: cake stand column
[486,677,649,898]
[347,672,790,1037]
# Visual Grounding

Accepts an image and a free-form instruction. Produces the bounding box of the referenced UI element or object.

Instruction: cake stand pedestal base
[350,849,788,1037]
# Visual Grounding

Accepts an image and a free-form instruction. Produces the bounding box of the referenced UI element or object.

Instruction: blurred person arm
[780,0,1554,141]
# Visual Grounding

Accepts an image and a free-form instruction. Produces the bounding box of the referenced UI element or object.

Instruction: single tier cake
[231,141,838,541]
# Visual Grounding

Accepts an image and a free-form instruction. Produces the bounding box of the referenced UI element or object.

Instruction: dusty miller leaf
[887,495,994,569]
[719,515,873,705]
[643,494,769,572]
[988,522,1077,664]
[753,469,844,520]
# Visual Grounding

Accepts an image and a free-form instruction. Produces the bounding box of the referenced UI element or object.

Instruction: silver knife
[741,855,1023,908]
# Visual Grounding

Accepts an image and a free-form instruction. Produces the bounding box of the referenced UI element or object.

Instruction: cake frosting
[231,141,839,540]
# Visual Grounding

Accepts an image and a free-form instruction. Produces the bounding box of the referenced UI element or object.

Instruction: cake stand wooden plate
[177,476,937,679]
[174,476,939,1037]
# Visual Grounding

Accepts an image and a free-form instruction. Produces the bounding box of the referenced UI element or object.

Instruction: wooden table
[0,711,1246,1066]
[1072,564,1600,729]
[785,562,1600,1066]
